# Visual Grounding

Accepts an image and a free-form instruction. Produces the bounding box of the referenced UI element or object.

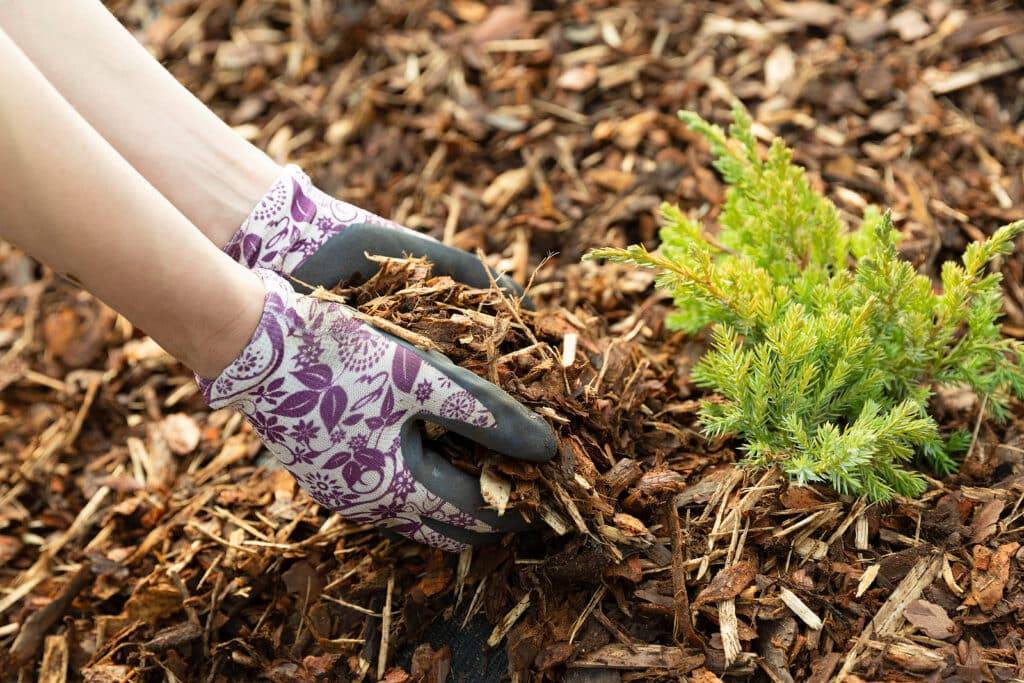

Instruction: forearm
[0,0,282,248]
[0,26,262,377]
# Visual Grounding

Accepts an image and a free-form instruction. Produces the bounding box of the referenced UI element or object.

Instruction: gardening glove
[224,164,523,297]
[198,269,555,552]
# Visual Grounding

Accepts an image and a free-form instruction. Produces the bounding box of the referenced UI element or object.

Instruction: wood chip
[570,644,703,671]
[718,599,741,666]
[779,588,822,630]
[904,599,956,640]
[487,592,531,647]
[480,462,512,516]
[926,58,1023,94]
[856,564,880,598]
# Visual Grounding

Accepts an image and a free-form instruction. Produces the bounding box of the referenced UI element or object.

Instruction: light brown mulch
[2,1,1024,681]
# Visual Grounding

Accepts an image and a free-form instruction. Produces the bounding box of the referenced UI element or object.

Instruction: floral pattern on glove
[224,165,426,273]
[197,269,497,551]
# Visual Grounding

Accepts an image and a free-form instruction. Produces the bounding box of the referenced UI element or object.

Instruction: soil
[2,1,1024,681]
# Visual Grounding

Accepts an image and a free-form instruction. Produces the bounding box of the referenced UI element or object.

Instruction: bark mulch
[2,1,1024,681]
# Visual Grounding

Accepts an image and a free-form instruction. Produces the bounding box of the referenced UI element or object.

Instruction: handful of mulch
[317,255,711,561]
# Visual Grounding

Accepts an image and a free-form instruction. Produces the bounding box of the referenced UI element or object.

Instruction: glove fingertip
[474,398,558,464]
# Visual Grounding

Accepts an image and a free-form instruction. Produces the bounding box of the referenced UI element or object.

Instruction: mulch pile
[2,0,1024,681]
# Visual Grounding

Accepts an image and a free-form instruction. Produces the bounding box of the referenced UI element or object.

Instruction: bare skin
[0,0,282,249]
[0,26,264,378]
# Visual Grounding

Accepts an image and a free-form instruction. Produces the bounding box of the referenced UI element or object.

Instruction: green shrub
[587,103,1024,501]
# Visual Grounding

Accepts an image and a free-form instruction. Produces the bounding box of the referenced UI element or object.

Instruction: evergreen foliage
[587,103,1024,501]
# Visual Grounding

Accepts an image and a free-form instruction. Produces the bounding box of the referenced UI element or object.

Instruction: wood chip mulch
[2,1,1024,681]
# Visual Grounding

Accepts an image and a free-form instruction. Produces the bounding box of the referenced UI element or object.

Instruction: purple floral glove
[224,165,416,273]
[199,270,555,551]
[223,164,524,296]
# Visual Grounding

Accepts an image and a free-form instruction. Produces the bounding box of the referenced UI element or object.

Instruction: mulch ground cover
[2,1,1024,681]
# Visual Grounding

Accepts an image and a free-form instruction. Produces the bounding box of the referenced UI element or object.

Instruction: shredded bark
[2,0,1024,680]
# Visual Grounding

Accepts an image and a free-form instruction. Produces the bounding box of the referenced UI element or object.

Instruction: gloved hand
[199,270,555,551]
[224,165,523,296]
[207,167,556,550]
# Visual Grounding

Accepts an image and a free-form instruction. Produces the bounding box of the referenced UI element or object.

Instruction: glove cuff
[195,268,306,407]
[223,165,404,274]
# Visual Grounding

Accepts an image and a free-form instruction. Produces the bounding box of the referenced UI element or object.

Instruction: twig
[376,572,394,680]
[967,393,988,464]
[569,586,606,644]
